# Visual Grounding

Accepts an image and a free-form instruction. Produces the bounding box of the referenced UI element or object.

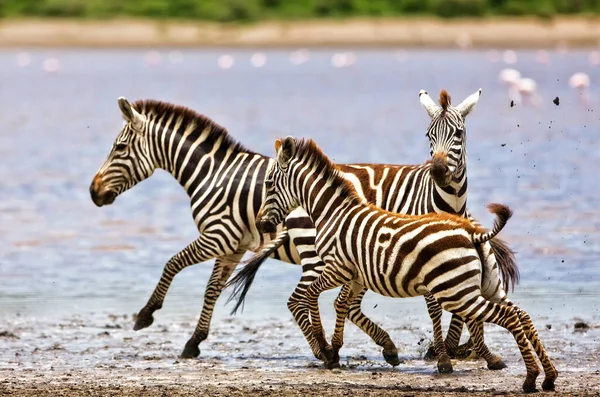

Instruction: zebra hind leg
[454,298,541,393]
[346,288,401,366]
[424,293,453,373]
[134,237,216,332]
[463,321,507,370]
[180,254,241,358]
[509,303,558,391]
[424,314,472,361]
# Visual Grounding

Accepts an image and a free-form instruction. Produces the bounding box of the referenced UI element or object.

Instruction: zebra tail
[467,209,520,293]
[225,229,290,315]
[471,203,513,244]
[489,237,520,293]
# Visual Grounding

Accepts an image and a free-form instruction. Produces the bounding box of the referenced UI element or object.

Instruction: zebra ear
[274,138,282,153]
[419,89,439,119]
[277,136,296,167]
[455,88,482,118]
[118,97,145,130]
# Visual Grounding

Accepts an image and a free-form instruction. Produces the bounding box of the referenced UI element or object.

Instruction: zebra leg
[287,265,329,362]
[346,289,401,366]
[506,302,558,391]
[423,293,453,373]
[330,283,357,363]
[435,241,508,361]
[463,321,507,370]
[134,235,226,331]
[181,252,243,358]
[305,264,351,370]
[452,298,540,393]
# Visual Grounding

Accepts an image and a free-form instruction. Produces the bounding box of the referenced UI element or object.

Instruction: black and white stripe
[236,136,556,393]
[229,89,518,364]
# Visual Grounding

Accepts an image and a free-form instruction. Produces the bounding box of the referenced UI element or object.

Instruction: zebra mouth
[90,189,117,207]
[256,218,277,234]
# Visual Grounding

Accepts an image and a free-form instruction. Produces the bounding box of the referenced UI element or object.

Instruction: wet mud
[1,312,599,396]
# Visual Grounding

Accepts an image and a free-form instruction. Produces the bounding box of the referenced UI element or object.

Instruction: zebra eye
[114,143,127,152]
[456,129,464,137]
[265,179,274,188]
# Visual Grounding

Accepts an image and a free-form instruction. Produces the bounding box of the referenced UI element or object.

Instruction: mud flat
[0,17,600,48]
[1,311,599,396]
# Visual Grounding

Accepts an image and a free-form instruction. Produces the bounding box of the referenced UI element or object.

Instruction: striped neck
[289,162,362,231]
[431,164,467,216]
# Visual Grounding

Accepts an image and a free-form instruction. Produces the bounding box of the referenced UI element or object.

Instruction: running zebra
[89,93,516,366]
[233,136,557,393]
[229,89,518,366]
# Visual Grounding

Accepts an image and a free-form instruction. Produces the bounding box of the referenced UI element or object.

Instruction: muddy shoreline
[2,366,600,397]
[0,17,600,48]
[1,310,599,397]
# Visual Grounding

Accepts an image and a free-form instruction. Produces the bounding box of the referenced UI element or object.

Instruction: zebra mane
[292,138,363,203]
[439,90,451,111]
[131,99,254,155]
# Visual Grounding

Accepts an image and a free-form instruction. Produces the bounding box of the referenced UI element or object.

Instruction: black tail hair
[225,230,289,315]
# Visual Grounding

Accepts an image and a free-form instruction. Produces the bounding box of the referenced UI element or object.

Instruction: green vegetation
[0,0,599,22]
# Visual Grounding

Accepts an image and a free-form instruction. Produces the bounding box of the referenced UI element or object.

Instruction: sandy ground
[1,311,599,397]
[0,17,600,48]
[2,366,600,397]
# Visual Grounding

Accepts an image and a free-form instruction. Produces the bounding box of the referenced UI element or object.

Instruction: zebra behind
[229,89,518,365]
[245,136,557,393]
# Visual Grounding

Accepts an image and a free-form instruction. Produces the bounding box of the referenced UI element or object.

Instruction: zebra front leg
[134,235,222,331]
[424,293,453,373]
[346,289,401,366]
[305,264,351,370]
[181,252,243,358]
[330,282,363,365]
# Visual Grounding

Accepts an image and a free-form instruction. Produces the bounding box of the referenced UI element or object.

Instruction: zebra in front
[235,135,557,393]
[228,89,518,367]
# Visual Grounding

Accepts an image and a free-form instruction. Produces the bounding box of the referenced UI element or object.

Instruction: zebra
[233,135,557,393]
[90,97,464,364]
[228,89,518,369]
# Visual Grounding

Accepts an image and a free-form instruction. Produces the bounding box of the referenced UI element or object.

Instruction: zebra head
[90,97,154,207]
[419,88,481,188]
[256,137,299,234]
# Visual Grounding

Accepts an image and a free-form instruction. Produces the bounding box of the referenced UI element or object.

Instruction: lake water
[0,48,598,376]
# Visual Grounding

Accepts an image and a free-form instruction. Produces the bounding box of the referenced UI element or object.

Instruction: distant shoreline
[0,17,599,49]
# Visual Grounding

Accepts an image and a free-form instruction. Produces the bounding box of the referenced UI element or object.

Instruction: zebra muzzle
[256,217,277,234]
[90,177,117,207]
[430,153,452,187]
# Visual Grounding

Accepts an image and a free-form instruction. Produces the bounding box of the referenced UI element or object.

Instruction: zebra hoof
[382,349,401,367]
[423,344,437,361]
[133,310,154,331]
[488,359,508,371]
[437,361,454,374]
[542,378,555,391]
[522,384,538,393]
[324,360,341,370]
[180,340,200,359]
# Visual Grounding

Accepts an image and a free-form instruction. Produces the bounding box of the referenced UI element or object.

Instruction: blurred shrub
[0,0,599,20]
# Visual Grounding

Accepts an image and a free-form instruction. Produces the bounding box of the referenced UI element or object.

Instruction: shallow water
[0,48,599,375]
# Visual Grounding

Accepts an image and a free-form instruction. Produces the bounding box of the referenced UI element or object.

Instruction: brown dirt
[2,363,600,397]
[0,17,600,48]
